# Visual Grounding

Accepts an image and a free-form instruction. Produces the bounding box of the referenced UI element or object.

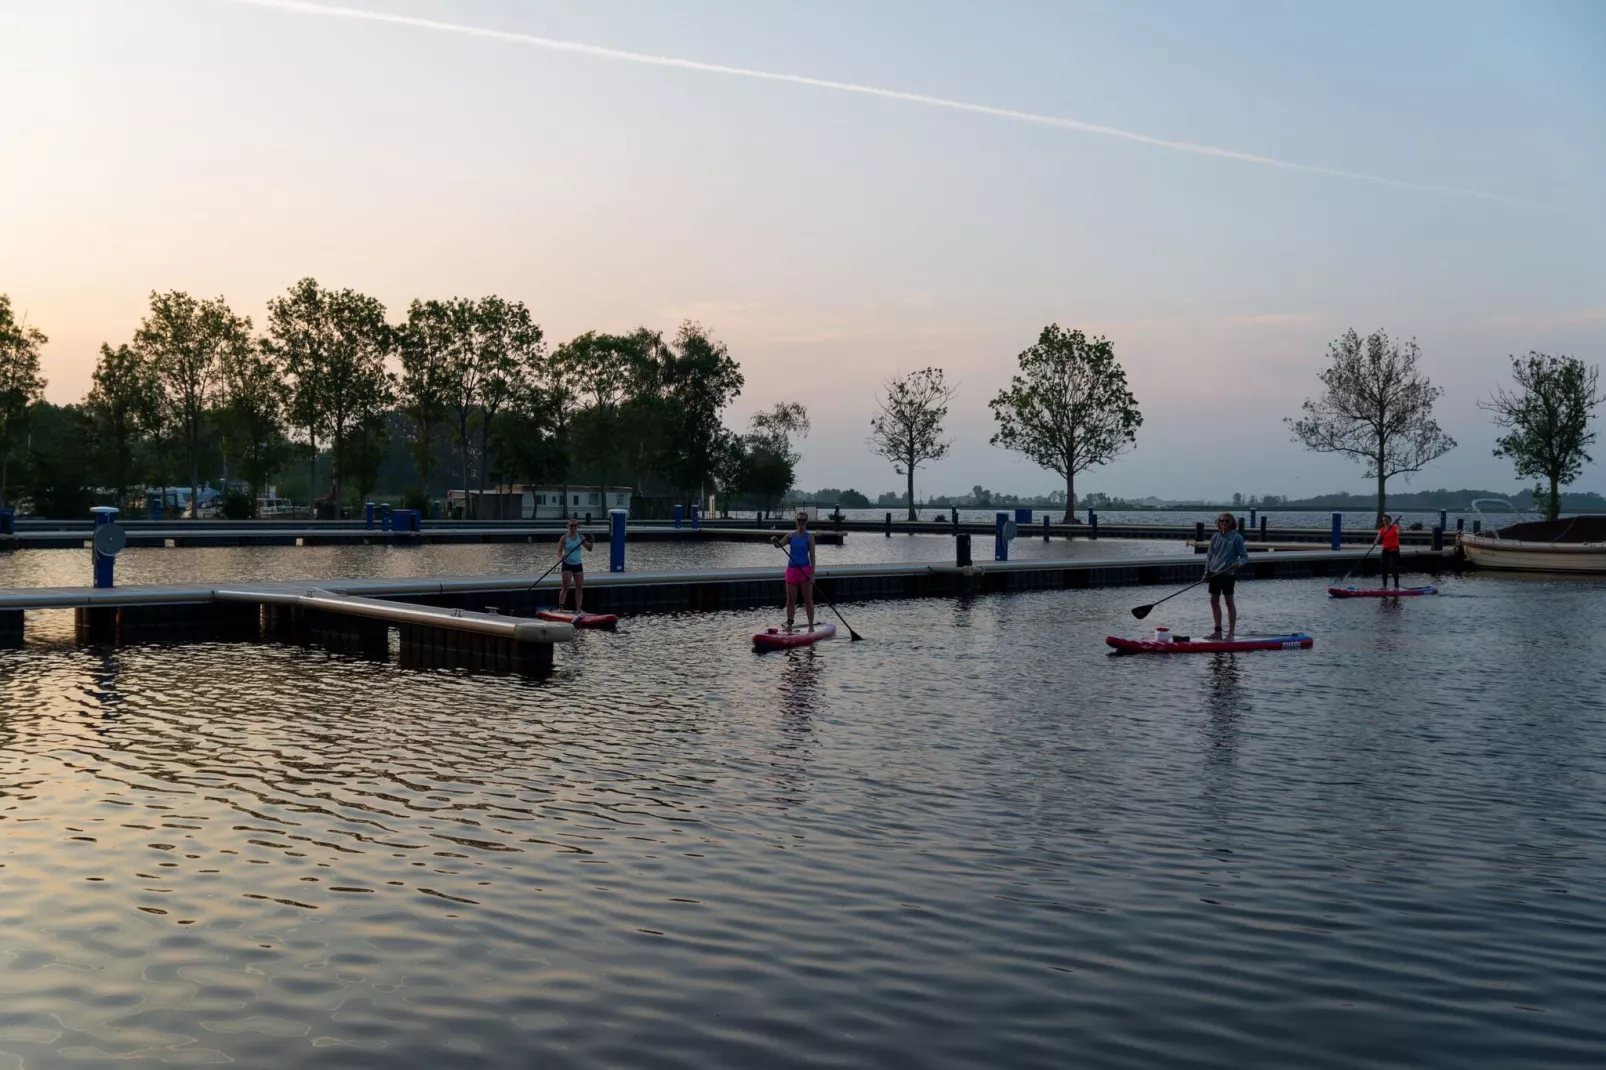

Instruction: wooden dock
[0,547,1452,659]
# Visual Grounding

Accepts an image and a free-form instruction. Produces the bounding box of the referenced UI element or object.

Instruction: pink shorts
[785,566,813,586]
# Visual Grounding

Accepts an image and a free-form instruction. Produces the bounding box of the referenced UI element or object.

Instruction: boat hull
[1459,535,1606,574]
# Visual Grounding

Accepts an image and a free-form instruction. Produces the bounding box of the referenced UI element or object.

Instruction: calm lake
[2,549,1603,1068]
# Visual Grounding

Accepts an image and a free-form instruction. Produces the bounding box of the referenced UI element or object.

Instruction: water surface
[2,569,1603,1068]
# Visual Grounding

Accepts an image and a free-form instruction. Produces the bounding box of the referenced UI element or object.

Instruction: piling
[0,609,22,648]
[885,511,893,537]
[1195,521,1205,542]
[1331,513,1342,551]
[0,508,14,536]
[609,508,627,572]
[1259,515,1269,542]
[1457,517,1464,532]
[691,504,700,530]
[91,507,119,589]
[674,504,683,529]
[1440,509,1448,531]
[994,512,1009,562]
[1042,515,1050,541]
[1089,510,1099,540]
[364,502,375,529]
[1432,526,1444,551]
[956,533,972,567]
[1249,507,1257,528]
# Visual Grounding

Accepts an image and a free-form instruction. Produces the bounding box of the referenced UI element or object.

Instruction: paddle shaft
[1131,568,1223,620]
[774,535,863,640]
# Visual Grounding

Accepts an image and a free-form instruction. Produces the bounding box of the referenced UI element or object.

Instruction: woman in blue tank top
[556,517,594,613]
[769,510,816,629]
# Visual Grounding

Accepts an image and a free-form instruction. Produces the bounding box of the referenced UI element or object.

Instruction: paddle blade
[1131,604,1154,620]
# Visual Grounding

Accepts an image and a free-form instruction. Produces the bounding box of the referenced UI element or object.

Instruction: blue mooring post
[364,502,375,529]
[885,511,892,537]
[91,506,118,589]
[1432,526,1444,551]
[381,503,393,532]
[1043,515,1050,541]
[691,503,700,530]
[1457,517,1464,532]
[1249,507,1257,528]
[432,501,442,521]
[994,511,1009,562]
[609,508,627,572]
[1089,509,1098,539]
[1331,512,1342,551]
[673,504,683,529]
[1439,509,1448,531]
[149,494,163,522]
[950,506,959,531]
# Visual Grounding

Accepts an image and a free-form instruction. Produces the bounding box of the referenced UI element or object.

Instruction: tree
[988,325,1142,522]
[320,289,395,509]
[19,402,94,518]
[135,291,252,518]
[741,402,810,514]
[1480,352,1603,521]
[218,342,290,515]
[0,295,48,508]
[86,342,162,510]
[868,367,955,521]
[473,298,543,517]
[656,322,744,505]
[265,279,395,512]
[1287,329,1456,526]
[346,412,391,509]
[398,300,455,502]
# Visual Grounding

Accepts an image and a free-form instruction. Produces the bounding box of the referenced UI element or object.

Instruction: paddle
[774,538,863,641]
[1131,569,1221,620]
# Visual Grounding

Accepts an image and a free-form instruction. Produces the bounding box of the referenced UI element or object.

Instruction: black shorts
[561,562,583,574]
[1208,573,1236,597]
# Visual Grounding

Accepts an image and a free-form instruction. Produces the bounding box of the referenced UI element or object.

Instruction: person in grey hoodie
[1205,512,1250,638]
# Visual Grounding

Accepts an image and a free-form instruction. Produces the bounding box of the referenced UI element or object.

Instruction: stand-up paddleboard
[535,609,619,628]
[753,622,836,650]
[1106,632,1313,654]
[1327,586,1437,598]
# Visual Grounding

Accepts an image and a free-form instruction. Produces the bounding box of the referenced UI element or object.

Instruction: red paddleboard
[1327,586,1438,598]
[535,609,618,628]
[1106,633,1313,654]
[753,623,836,650]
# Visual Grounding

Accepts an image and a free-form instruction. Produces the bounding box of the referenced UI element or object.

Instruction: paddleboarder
[556,518,594,613]
[770,510,816,630]
[1205,512,1250,639]
[1379,514,1402,590]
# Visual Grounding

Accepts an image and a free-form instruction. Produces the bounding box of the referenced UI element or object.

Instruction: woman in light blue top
[557,518,594,613]
[1205,512,1250,638]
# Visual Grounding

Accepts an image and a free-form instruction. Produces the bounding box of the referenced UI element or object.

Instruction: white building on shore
[446,485,633,520]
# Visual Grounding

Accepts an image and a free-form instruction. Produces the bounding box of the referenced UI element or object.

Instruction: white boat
[1457,499,1606,573]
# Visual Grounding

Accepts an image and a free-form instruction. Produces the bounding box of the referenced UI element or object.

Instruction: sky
[2,0,1603,501]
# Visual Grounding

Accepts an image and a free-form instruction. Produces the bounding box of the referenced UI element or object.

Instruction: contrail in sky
[220,0,1506,202]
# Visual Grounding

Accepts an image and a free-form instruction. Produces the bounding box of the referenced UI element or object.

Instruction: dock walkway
[0,546,1451,654]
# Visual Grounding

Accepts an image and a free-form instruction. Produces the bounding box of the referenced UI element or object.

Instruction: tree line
[864,323,1599,525]
[0,285,817,519]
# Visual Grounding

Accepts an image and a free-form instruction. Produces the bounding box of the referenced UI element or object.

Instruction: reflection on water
[0,572,1604,1068]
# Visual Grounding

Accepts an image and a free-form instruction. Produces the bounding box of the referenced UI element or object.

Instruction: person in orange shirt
[1379,514,1402,589]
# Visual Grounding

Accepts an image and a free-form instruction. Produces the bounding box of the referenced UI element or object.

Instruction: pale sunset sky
[2,0,1602,500]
